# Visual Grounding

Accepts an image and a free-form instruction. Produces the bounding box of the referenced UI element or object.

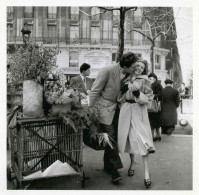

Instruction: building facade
[7,6,173,85]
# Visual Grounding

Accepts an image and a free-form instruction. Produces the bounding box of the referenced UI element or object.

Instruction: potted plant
[8,44,56,117]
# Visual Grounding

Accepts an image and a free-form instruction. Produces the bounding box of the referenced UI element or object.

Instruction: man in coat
[161,79,180,135]
[70,63,93,95]
[89,52,138,184]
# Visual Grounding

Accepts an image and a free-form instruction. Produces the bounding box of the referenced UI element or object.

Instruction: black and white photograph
[1,0,198,192]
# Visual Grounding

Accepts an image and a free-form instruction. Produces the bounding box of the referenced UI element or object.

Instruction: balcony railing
[7,36,165,48]
[7,12,13,18]
[71,14,79,20]
[48,13,57,19]
[24,12,33,18]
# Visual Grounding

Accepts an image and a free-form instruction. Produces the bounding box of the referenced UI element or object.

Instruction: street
[7,134,192,190]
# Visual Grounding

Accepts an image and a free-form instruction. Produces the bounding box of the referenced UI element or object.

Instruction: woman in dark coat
[161,79,180,135]
[148,73,163,141]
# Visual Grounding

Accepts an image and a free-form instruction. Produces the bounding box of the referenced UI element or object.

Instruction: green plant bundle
[63,105,102,140]
[8,44,56,84]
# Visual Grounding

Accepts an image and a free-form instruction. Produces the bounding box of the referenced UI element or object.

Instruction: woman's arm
[135,80,153,105]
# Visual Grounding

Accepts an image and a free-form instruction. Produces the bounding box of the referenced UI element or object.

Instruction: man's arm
[89,69,109,106]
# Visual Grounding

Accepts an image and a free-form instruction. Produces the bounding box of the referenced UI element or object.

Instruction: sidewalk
[7,134,192,190]
[174,107,193,135]
[81,134,192,190]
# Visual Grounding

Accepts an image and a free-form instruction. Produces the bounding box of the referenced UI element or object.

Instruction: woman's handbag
[147,100,159,112]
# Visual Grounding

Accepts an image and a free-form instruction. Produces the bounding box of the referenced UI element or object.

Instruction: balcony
[48,13,57,19]
[71,14,79,20]
[70,38,79,44]
[91,39,100,45]
[24,12,33,18]
[7,12,13,19]
[7,36,165,49]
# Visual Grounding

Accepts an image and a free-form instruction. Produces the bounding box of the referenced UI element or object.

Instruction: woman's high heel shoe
[156,136,161,141]
[144,173,152,188]
[144,178,152,188]
[128,163,135,176]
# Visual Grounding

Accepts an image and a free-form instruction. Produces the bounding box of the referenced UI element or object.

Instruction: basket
[9,117,83,189]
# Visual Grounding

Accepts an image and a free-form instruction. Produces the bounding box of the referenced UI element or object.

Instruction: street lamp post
[21,23,31,44]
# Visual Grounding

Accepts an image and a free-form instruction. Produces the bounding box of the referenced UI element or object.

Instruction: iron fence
[7,36,164,48]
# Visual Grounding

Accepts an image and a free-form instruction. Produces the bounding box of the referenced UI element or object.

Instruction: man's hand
[121,84,129,95]
[102,133,113,149]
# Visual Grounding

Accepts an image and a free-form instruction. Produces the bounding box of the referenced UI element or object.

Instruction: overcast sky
[173,7,193,85]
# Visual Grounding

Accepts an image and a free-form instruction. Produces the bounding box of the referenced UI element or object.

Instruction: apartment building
[7,6,174,84]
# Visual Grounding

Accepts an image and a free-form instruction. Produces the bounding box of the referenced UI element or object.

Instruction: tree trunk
[150,41,155,73]
[116,7,126,63]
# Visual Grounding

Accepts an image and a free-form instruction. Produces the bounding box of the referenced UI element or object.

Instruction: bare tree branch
[79,8,107,17]
[98,7,121,11]
[125,7,137,12]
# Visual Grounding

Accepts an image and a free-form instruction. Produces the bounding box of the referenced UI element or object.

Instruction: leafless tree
[125,7,178,72]
[79,7,137,62]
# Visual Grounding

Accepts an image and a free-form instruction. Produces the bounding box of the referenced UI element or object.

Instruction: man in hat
[70,63,93,104]
[161,79,180,135]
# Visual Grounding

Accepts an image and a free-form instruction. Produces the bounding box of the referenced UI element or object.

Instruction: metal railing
[7,36,164,48]
[7,12,14,18]
[24,12,33,18]
[71,14,79,20]
[48,13,57,19]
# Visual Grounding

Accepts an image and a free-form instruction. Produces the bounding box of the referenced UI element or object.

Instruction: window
[134,7,142,23]
[113,27,118,45]
[7,7,13,18]
[82,19,89,38]
[155,35,161,47]
[91,7,100,20]
[48,7,57,19]
[70,26,79,40]
[113,27,118,39]
[91,27,100,44]
[113,10,120,22]
[112,52,117,62]
[124,20,131,40]
[48,25,56,39]
[69,52,79,67]
[7,24,13,42]
[71,7,79,20]
[103,19,111,39]
[155,55,161,69]
[133,28,143,45]
[24,7,33,18]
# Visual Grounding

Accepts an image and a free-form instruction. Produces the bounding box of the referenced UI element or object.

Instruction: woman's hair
[120,52,138,68]
[148,72,158,81]
[137,59,149,75]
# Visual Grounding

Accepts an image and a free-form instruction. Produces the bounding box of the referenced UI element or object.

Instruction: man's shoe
[111,170,122,184]
[104,168,112,175]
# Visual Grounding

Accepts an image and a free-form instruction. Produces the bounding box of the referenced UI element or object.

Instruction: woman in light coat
[118,59,155,188]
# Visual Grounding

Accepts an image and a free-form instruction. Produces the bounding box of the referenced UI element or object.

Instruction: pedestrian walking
[148,73,163,141]
[117,59,155,188]
[89,52,139,184]
[161,79,180,135]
